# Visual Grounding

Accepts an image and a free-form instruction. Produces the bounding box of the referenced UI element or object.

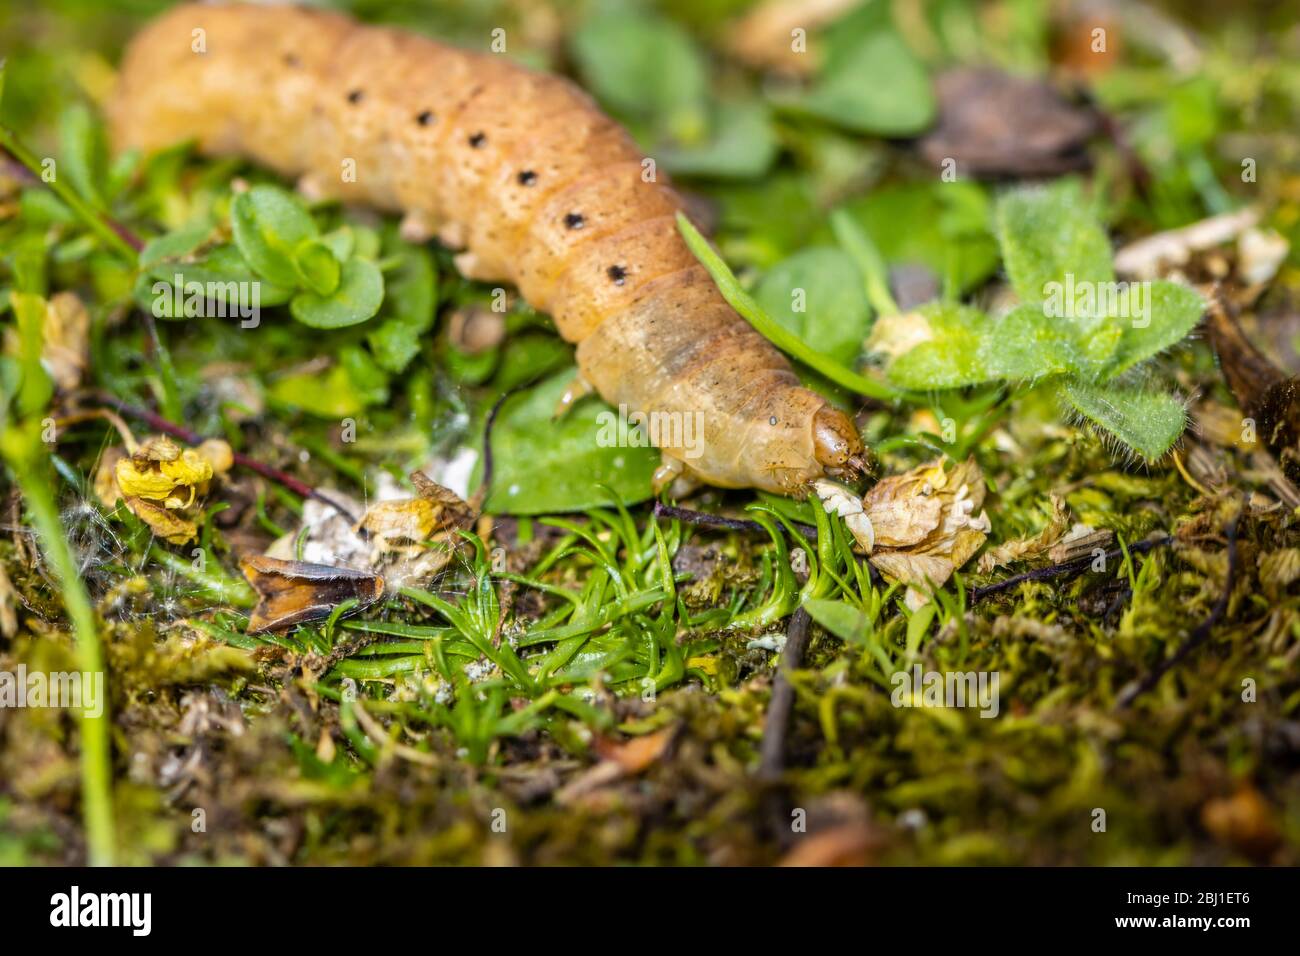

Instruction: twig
[653,501,818,540]
[1093,106,1152,198]
[1115,512,1241,710]
[478,387,513,508]
[970,535,1174,602]
[89,393,361,524]
[757,607,812,846]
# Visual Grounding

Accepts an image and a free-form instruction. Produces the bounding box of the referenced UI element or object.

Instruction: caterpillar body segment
[110,2,866,495]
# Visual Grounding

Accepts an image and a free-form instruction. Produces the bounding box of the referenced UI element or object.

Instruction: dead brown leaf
[592,725,677,774]
[1201,787,1281,859]
[918,68,1097,178]
[977,493,1069,573]
[556,725,678,804]
[240,555,384,634]
[778,822,878,866]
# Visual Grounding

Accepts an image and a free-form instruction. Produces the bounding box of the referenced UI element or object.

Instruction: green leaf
[828,209,898,316]
[230,185,319,287]
[58,104,107,208]
[753,247,870,367]
[1107,281,1205,377]
[367,242,437,373]
[785,28,934,135]
[289,258,384,329]
[18,188,75,227]
[658,99,777,179]
[803,598,871,645]
[137,242,293,319]
[267,345,388,418]
[320,227,356,262]
[1059,378,1186,460]
[479,370,659,515]
[12,292,53,416]
[571,10,707,140]
[138,221,213,269]
[994,180,1113,306]
[292,238,341,296]
[676,213,901,401]
[839,182,1000,296]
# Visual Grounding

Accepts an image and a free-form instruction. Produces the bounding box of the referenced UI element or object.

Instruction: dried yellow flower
[865,310,934,362]
[100,434,232,546]
[115,435,214,509]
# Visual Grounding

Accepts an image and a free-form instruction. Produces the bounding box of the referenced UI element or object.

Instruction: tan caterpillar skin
[109,2,865,495]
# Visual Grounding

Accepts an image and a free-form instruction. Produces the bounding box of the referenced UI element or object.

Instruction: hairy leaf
[1059,378,1186,460]
[883,302,1000,389]
[1107,280,1205,376]
[995,180,1112,307]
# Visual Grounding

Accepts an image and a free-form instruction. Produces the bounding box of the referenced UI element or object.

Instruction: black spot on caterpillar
[109,2,865,494]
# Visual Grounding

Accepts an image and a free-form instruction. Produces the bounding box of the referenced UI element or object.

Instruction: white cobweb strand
[812,478,875,553]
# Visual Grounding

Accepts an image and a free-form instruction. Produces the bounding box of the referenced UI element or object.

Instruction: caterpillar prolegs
[109,2,867,495]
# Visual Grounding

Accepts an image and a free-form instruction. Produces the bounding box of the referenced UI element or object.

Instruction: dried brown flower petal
[817,456,992,609]
[356,471,474,567]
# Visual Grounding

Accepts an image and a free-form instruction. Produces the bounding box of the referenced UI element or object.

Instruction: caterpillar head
[813,405,872,482]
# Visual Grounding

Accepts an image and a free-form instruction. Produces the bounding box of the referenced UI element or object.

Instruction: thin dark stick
[1115,512,1241,710]
[91,393,361,524]
[970,535,1174,602]
[1093,107,1152,198]
[479,388,513,505]
[653,501,818,540]
[757,607,812,847]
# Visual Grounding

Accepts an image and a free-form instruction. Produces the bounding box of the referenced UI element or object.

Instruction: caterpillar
[108,2,867,496]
